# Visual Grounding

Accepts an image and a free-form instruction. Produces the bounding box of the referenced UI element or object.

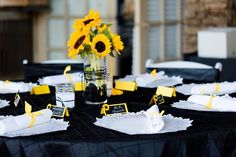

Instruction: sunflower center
[83,19,94,25]
[74,35,86,49]
[95,41,106,53]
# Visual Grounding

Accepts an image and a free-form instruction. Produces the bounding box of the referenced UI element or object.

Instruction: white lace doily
[176,83,197,95]
[94,111,192,135]
[0,81,37,94]
[0,99,10,108]
[0,118,69,137]
[116,73,183,88]
[176,82,236,96]
[172,95,236,112]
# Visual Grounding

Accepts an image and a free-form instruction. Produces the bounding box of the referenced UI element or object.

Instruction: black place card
[100,103,128,115]
[47,104,69,118]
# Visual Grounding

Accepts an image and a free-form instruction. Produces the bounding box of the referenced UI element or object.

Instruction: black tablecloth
[0,88,236,157]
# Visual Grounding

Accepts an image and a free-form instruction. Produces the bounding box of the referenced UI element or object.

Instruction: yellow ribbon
[205,96,214,109]
[100,104,109,115]
[3,80,11,88]
[64,65,72,82]
[25,101,42,128]
[148,110,165,117]
[214,83,220,94]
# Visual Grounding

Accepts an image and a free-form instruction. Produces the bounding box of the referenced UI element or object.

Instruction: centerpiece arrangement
[67,10,124,105]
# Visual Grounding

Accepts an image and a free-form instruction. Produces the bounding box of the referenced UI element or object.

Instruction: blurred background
[0,0,236,80]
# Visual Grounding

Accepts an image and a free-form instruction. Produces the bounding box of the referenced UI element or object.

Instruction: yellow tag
[160,110,165,116]
[215,83,220,94]
[32,85,50,95]
[100,103,128,115]
[111,88,123,96]
[150,69,157,76]
[115,81,137,91]
[14,93,21,107]
[74,82,86,91]
[205,96,214,109]
[156,86,176,97]
[64,65,72,82]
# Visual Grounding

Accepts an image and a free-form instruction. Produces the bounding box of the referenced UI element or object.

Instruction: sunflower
[67,30,90,59]
[92,34,111,57]
[73,10,102,31]
[111,34,124,54]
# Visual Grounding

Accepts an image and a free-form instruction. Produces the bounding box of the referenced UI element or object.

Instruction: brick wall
[182,0,236,54]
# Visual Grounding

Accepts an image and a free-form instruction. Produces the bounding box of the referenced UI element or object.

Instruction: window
[33,0,117,62]
[133,0,183,74]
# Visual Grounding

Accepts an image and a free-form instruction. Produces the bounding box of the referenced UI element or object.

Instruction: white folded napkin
[94,105,192,135]
[187,95,236,112]
[0,109,52,135]
[56,92,75,108]
[0,81,36,94]
[38,72,84,85]
[0,99,10,108]
[190,82,236,95]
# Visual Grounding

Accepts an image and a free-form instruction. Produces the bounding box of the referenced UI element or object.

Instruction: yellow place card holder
[32,85,50,95]
[149,94,165,105]
[115,81,137,91]
[74,82,86,91]
[47,104,69,118]
[100,103,128,115]
[156,86,176,97]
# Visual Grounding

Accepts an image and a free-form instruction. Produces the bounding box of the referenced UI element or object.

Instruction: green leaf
[109,51,116,58]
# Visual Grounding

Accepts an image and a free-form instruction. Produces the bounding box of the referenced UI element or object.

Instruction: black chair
[23,59,84,83]
[145,59,222,83]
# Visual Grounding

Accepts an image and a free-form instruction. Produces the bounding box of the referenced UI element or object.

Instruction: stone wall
[182,0,236,54]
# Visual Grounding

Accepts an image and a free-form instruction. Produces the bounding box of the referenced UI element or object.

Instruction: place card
[115,81,137,91]
[14,93,21,107]
[31,85,50,95]
[156,86,176,97]
[55,83,74,92]
[100,103,128,115]
[47,104,69,118]
[149,94,165,105]
[74,82,86,91]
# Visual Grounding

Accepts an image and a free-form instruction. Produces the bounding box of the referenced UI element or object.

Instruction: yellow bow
[25,101,42,128]
[64,65,72,82]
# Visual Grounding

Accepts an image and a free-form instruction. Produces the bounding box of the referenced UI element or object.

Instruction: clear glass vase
[83,54,108,105]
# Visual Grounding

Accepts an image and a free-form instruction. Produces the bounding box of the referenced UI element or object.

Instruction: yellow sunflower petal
[112,34,124,54]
